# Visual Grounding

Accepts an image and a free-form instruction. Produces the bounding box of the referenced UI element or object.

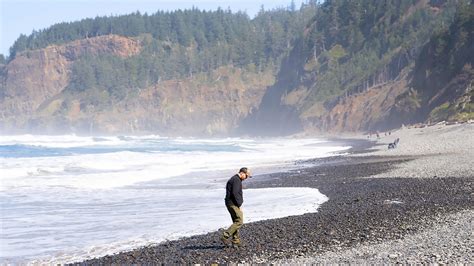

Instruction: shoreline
[275,123,474,264]
[76,124,473,264]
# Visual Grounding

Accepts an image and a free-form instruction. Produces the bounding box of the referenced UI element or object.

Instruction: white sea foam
[0,137,348,190]
[0,135,347,264]
[0,134,126,148]
[2,187,328,264]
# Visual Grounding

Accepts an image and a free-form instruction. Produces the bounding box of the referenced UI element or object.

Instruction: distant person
[221,167,251,248]
[388,138,400,149]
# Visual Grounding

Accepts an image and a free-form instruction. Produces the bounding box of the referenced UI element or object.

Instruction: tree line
[8,1,318,61]
[297,0,462,106]
[5,1,323,101]
[5,0,467,109]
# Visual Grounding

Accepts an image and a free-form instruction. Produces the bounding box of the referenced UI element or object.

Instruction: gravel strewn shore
[276,123,474,264]
[358,123,474,178]
[276,210,473,264]
[77,124,473,265]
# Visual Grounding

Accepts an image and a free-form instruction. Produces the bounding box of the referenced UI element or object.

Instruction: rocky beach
[77,123,473,265]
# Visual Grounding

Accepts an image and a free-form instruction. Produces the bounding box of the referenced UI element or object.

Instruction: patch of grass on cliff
[429,102,451,121]
[451,111,474,121]
[430,102,474,122]
[452,102,474,121]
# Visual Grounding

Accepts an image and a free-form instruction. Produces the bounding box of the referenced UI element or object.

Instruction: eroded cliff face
[59,66,272,135]
[2,0,472,137]
[245,42,419,135]
[304,71,411,133]
[133,67,272,135]
[254,57,472,135]
[0,35,141,122]
[245,0,473,135]
[0,35,272,135]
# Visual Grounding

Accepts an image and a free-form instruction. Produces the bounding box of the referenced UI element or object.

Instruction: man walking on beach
[221,167,251,248]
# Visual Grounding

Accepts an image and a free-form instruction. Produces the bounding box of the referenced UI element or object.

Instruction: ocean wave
[1,137,350,190]
[4,187,328,264]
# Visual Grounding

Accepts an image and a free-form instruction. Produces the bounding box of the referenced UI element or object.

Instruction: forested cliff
[1,0,472,136]
[245,0,473,135]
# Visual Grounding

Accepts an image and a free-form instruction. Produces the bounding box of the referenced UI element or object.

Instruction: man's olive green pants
[223,204,243,244]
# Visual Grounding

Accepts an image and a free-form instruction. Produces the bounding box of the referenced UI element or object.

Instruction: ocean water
[0,135,350,264]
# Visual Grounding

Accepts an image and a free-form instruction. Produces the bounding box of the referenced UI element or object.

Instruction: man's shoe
[220,234,231,246]
[232,243,242,250]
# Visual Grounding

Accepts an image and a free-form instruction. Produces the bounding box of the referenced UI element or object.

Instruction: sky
[1,0,307,56]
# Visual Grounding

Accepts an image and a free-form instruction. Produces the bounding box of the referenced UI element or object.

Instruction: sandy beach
[76,123,473,265]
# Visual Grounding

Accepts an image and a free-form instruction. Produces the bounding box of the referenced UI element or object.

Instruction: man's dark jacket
[225,174,243,207]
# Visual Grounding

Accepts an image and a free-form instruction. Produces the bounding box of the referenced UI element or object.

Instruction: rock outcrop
[244,0,473,136]
[0,35,141,121]
[0,35,272,135]
[67,66,272,135]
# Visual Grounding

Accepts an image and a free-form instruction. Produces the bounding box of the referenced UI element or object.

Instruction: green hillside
[412,0,474,122]
[245,0,472,135]
[1,0,472,136]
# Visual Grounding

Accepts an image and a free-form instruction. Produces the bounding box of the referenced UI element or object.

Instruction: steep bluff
[63,66,272,135]
[1,1,472,136]
[0,35,140,118]
[246,0,473,135]
[0,35,273,135]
